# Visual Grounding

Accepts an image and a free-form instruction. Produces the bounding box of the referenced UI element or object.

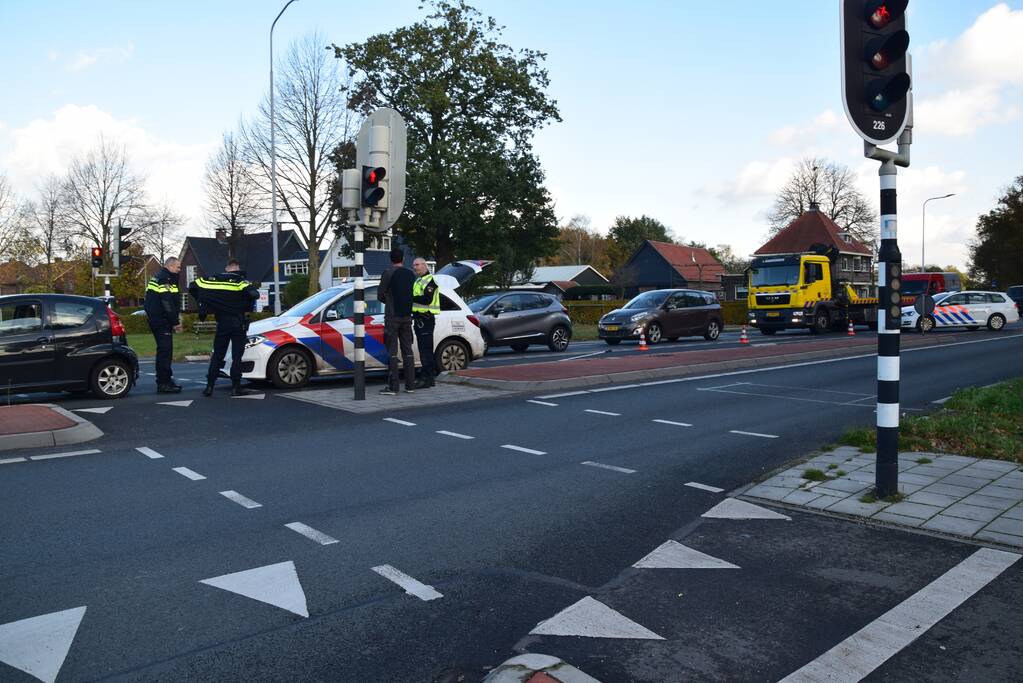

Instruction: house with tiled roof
[617,241,726,298]
[754,204,875,296]
[509,265,610,300]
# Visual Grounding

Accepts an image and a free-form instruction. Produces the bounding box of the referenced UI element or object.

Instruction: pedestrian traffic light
[841,0,911,145]
[884,261,903,327]
[361,165,386,207]
[91,247,104,268]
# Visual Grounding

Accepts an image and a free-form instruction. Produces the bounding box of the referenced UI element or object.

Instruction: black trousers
[149,325,174,384]
[414,313,437,377]
[384,317,415,390]
[208,316,246,386]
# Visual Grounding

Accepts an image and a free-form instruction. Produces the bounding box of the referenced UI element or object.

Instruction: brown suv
[598,289,722,345]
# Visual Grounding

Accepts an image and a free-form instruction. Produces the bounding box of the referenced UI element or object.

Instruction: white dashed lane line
[136,447,164,459]
[584,409,620,416]
[383,418,416,427]
[526,400,558,407]
[581,461,636,474]
[685,482,725,493]
[0,457,26,465]
[29,449,102,461]
[285,522,339,545]
[652,419,692,427]
[220,490,263,509]
[372,564,443,601]
[436,430,474,440]
[729,430,779,439]
[501,444,547,456]
[172,467,207,481]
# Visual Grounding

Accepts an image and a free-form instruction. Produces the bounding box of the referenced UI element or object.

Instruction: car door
[963,293,990,326]
[680,291,709,335]
[660,292,687,337]
[50,300,103,384]
[0,299,54,388]
[487,294,530,343]
[934,293,967,327]
[519,294,552,339]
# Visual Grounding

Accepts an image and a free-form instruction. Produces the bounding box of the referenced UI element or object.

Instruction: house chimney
[808,201,820,212]
[215,228,227,243]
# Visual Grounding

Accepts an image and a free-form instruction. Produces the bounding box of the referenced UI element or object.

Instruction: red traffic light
[361,165,387,207]
[865,0,907,30]
[92,247,102,258]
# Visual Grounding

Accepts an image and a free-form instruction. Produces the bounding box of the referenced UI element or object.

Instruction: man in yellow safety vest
[411,257,440,388]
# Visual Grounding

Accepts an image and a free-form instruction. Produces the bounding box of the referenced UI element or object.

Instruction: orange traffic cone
[638,328,649,351]
[847,319,855,336]
[740,325,750,345]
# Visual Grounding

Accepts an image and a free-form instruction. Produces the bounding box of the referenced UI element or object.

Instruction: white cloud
[67,44,135,73]
[2,105,215,230]
[768,110,844,147]
[915,86,1020,137]
[704,157,797,201]
[47,50,60,63]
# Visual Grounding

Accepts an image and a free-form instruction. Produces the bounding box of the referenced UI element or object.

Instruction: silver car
[468,291,573,354]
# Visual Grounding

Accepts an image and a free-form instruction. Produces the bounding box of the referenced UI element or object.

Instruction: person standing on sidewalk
[376,248,416,395]
[411,257,440,389]
[188,259,260,397]
[144,256,183,394]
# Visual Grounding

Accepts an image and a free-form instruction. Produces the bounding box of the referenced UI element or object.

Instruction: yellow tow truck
[746,245,878,335]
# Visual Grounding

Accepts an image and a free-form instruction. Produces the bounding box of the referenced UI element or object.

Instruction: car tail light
[107,306,126,337]
[467,315,481,328]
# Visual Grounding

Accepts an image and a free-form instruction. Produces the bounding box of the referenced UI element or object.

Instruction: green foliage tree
[607,215,674,271]
[969,175,1023,287]
[334,0,561,268]
[284,274,310,308]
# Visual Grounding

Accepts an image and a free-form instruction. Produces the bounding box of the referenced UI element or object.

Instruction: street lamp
[270,0,300,314]
[921,193,955,272]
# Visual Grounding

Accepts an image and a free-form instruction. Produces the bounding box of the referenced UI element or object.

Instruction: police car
[230,261,489,388]
[901,290,1019,333]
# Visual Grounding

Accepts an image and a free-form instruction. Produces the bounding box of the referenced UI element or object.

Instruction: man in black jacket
[143,256,182,393]
[188,259,260,396]
[376,248,416,395]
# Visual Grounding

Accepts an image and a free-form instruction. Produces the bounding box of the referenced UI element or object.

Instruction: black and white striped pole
[875,162,902,497]
[340,168,365,399]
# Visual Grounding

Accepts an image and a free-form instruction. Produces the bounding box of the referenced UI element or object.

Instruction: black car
[1007,285,1023,312]
[0,294,139,399]
[467,291,573,353]
[598,289,723,345]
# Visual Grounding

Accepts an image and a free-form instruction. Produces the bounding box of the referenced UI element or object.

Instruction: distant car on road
[467,291,572,353]
[598,289,722,345]
[0,293,139,398]
[1007,285,1023,312]
[902,290,1019,333]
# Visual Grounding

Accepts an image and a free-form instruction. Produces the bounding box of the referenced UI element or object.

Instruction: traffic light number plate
[873,120,886,131]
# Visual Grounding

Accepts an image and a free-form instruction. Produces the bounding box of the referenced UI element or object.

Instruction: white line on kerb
[584,409,621,416]
[537,390,588,399]
[383,418,416,426]
[285,522,339,545]
[653,419,692,427]
[685,482,725,493]
[29,449,102,461]
[220,490,262,509]
[172,466,206,481]
[933,396,952,404]
[729,430,779,439]
[501,444,547,455]
[581,461,636,474]
[590,384,639,392]
[371,564,443,601]
[527,400,558,406]
[136,446,164,459]
[436,430,474,440]
[0,457,26,465]
[780,548,1020,683]
[558,350,606,362]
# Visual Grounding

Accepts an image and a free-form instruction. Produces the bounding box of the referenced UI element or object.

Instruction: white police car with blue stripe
[902,290,1019,333]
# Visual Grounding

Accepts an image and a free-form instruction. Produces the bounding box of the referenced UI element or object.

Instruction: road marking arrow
[157,400,193,407]
[0,606,86,683]
[701,498,791,520]
[633,540,740,569]
[200,561,308,618]
[530,596,663,640]
[72,407,112,414]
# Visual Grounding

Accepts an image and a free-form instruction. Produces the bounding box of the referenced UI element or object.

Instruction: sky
[1,0,1021,270]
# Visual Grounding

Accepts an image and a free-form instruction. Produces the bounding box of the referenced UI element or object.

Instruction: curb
[185,354,211,362]
[0,404,104,452]
[483,654,601,683]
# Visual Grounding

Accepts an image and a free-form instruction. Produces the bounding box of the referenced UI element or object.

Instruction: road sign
[914,294,935,317]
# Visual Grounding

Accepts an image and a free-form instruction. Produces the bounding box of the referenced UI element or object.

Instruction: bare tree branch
[203,130,263,258]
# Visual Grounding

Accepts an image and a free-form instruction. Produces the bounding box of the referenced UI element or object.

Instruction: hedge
[565,299,749,327]
[118,310,277,335]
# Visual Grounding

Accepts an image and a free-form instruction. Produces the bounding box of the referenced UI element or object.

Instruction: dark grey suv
[598,289,722,345]
[468,292,573,353]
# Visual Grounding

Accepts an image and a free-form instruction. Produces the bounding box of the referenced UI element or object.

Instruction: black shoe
[202,383,214,397]
[404,385,416,393]
[157,383,182,394]
[232,386,254,397]
[379,388,398,396]
[169,381,183,390]
[414,378,435,389]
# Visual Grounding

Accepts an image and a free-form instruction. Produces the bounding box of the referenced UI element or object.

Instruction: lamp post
[270,0,300,314]
[921,193,955,272]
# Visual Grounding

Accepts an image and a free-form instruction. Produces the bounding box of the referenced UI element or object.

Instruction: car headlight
[246,334,267,349]
[629,312,649,322]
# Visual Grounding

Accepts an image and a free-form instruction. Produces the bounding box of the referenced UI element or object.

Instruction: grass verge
[838,378,1023,464]
[127,332,216,361]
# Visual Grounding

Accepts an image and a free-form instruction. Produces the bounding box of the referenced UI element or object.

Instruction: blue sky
[1,1,1021,269]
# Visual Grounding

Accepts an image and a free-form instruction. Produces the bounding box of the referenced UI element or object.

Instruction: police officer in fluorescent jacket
[188,258,260,396]
[144,256,183,393]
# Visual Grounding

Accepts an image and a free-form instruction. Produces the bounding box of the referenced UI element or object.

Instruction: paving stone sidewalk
[744,446,1023,548]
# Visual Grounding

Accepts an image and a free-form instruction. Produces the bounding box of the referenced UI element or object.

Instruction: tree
[607,215,674,271]
[139,203,184,264]
[245,32,355,296]
[968,175,1023,287]
[204,130,262,259]
[335,0,561,268]
[0,172,23,258]
[768,157,877,246]
[545,214,612,275]
[21,175,72,290]
[709,244,750,274]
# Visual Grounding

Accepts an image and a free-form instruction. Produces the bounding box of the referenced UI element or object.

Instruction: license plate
[767,312,781,317]
[604,325,620,331]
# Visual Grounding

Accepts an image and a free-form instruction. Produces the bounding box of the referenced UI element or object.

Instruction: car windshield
[901,280,929,295]
[750,266,800,287]
[624,291,669,309]
[467,294,502,312]
[933,292,954,305]
[282,288,343,317]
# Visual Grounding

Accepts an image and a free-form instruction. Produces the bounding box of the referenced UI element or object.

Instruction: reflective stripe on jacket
[412,274,441,315]
[143,268,181,328]
[188,272,259,317]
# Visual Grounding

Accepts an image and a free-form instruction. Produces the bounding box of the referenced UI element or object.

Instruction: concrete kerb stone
[0,403,103,451]
[484,654,601,683]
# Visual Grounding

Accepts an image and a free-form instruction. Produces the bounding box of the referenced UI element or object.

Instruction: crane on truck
[746,244,878,335]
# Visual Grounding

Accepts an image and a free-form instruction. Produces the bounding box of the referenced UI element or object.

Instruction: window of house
[284,262,309,276]
[186,265,197,286]
[840,257,850,271]
[332,266,351,279]
[366,235,391,251]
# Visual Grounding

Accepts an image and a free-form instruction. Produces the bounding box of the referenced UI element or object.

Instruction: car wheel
[646,322,663,344]
[604,338,621,346]
[90,358,133,399]
[987,313,1006,331]
[436,339,470,371]
[548,325,571,352]
[510,342,530,353]
[704,319,721,341]
[918,316,935,334]
[760,328,777,336]
[268,347,312,389]
[809,310,829,335]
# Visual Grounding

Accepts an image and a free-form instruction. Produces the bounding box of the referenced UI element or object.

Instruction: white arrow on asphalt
[701,498,791,520]
[199,561,308,618]
[530,596,664,640]
[72,407,112,415]
[0,606,86,683]
[633,540,740,569]
[231,393,266,400]
[157,400,193,407]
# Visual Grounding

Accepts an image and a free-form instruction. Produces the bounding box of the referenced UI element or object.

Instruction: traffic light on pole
[885,261,903,328]
[841,0,911,145]
[361,165,386,207]
[91,247,104,268]
[114,223,133,272]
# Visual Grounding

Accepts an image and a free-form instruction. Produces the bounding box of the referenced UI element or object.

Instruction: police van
[901,290,1019,333]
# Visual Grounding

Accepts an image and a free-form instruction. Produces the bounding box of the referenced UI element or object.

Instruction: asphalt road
[1,327,1021,681]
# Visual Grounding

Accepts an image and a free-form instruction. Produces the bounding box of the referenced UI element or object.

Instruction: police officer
[188,259,260,397]
[144,256,182,393]
[411,257,440,389]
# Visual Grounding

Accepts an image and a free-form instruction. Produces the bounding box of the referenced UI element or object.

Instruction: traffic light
[884,261,903,327]
[114,223,133,272]
[91,247,104,268]
[841,0,911,145]
[361,165,386,207]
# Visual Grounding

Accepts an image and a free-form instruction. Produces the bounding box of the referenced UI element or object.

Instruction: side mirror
[325,309,339,321]
[491,304,504,317]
